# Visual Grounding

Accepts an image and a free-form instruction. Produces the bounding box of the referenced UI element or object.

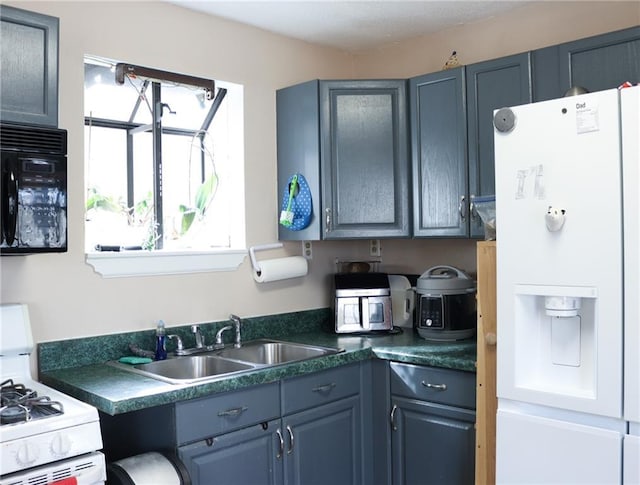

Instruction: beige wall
[0,1,637,346]
[352,1,640,78]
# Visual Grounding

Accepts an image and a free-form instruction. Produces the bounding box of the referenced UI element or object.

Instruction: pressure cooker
[415,265,476,341]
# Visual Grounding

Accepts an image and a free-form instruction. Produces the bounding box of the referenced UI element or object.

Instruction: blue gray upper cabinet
[276,81,323,241]
[410,67,468,237]
[276,80,410,240]
[320,80,410,239]
[533,26,640,102]
[466,53,532,238]
[0,5,59,126]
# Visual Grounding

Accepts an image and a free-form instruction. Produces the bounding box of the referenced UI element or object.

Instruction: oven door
[0,451,106,485]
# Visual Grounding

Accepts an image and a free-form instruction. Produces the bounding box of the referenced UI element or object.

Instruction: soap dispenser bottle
[154,320,167,360]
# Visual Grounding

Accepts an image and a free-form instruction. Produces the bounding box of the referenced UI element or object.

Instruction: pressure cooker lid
[416,265,475,292]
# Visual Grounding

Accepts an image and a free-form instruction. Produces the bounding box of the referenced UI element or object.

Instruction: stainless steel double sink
[110,339,343,385]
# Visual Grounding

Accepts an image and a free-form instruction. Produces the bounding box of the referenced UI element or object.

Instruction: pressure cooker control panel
[418,297,444,328]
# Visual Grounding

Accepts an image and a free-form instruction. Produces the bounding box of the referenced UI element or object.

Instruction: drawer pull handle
[312,382,336,393]
[276,429,284,459]
[218,406,248,417]
[390,404,398,431]
[286,425,294,455]
[422,381,447,391]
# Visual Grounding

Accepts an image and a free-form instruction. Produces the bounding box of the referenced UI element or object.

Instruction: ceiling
[167,0,533,52]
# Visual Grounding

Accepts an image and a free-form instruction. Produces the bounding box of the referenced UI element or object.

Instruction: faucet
[215,325,233,347]
[191,325,205,349]
[229,314,242,348]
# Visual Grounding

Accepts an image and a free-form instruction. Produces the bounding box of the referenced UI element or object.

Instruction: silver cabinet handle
[459,195,467,221]
[286,425,294,455]
[325,208,331,233]
[470,196,477,220]
[276,429,284,459]
[421,381,447,391]
[390,404,398,431]
[312,382,336,393]
[217,406,248,417]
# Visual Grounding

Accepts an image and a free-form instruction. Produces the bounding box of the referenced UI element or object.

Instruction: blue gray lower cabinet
[389,362,476,485]
[179,364,364,485]
[99,363,367,485]
[99,360,476,485]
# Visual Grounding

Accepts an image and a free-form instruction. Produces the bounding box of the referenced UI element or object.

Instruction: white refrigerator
[494,86,639,484]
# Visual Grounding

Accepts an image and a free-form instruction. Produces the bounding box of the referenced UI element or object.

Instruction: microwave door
[1,154,18,246]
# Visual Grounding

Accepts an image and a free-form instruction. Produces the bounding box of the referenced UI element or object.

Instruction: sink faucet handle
[167,334,184,352]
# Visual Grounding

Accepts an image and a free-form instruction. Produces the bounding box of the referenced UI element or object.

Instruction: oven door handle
[2,160,18,246]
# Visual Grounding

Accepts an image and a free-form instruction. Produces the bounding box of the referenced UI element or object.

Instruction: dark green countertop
[40,329,476,416]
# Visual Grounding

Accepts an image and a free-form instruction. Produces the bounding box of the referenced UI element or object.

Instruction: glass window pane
[84,62,152,124]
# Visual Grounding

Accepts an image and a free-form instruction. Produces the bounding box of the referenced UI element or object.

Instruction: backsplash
[37,308,331,374]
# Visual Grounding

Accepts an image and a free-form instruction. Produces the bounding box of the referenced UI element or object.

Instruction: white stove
[0,304,106,484]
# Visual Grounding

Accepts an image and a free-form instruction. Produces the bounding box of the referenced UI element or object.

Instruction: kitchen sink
[109,339,343,385]
[214,339,342,365]
[109,355,257,384]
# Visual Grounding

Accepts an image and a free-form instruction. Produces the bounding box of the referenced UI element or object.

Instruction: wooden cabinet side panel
[475,241,497,485]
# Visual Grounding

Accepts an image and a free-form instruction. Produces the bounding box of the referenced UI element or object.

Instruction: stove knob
[16,442,39,466]
[51,433,72,457]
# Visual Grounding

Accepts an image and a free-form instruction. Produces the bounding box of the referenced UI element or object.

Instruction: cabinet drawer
[390,362,476,409]
[281,363,360,415]
[175,382,280,444]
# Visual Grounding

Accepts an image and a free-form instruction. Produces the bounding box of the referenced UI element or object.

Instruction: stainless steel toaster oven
[333,272,392,333]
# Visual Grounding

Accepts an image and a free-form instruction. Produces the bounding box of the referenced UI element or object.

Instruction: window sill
[86,249,247,278]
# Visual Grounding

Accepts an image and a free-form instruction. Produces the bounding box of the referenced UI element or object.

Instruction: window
[84,57,246,276]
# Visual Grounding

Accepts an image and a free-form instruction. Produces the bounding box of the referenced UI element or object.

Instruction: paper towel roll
[253,256,308,283]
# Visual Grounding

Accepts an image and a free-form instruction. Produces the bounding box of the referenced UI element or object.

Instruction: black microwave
[0,122,68,254]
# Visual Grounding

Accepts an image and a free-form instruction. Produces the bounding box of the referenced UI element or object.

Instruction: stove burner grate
[0,378,64,425]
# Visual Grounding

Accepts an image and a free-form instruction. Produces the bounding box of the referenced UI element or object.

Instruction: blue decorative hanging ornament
[279,173,312,231]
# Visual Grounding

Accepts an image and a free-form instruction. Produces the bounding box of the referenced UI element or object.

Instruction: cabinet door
[533,26,640,102]
[410,68,468,237]
[320,80,410,239]
[179,419,283,485]
[391,396,475,485]
[466,53,532,238]
[0,5,58,126]
[284,395,362,485]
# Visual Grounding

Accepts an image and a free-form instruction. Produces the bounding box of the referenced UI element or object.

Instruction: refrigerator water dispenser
[511,285,599,405]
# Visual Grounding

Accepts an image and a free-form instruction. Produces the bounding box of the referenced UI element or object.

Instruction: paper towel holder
[249,243,284,276]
